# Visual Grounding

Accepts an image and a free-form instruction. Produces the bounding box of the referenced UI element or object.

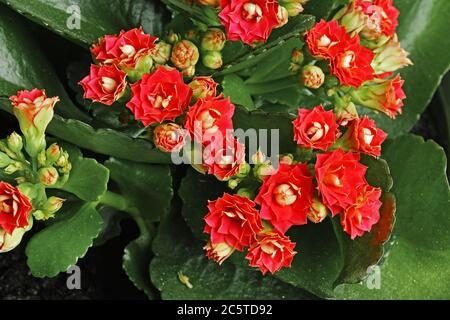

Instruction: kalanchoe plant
[0,0,449,300]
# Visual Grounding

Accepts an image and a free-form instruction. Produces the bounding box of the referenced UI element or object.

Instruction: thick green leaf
[222,75,255,111]
[162,0,221,28]
[60,144,109,202]
[93,206,125,246]
[0,5,90,122]
[0,98,172,164]
[105,158,173,222]
[179,168,226,239]
[335,135,450,299]
[0,0,167,46]
[215,15,315,77]
[123,234,157,299]
[150,208,316,300]
[233,106,297,154]
[372,0,450,136]
[304,0,349,20]
[26,201,103,277]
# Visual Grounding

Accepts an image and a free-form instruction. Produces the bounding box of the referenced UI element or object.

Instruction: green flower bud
[46,143,61,165]
[55,151,69,168]
[37,150,47,167]
[122,55,153,82]
[201,28,226,52]
[151,41,172,65]
[227,178,240,190]
[237,188,253,199]
[0,152,13,168]
[182,66,196,78]
[7,132,23,153]
[171,40,200,70]
[38,167,59,186]
[307,198,329,223]
[202,51,223,69]
[301,65,325,89]
[4,162,24,175]
[41,196,65,218]
[166,31,180,44]
[236,162,251,178]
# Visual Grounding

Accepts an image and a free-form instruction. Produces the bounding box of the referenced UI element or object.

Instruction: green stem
[99,191,139,215]
[98,191,149,234]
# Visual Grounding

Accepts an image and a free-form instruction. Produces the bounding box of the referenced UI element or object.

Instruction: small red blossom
[79,64,127,106]
[305,19,351,59]
[126,66,192,126]
[341,184,382,239]
[292,106,339,151]
[315,149,368,215]
[91,28,157,69]
[246,232,297,274]
[204,193,264,251]
[219,0,280,45]
[344,116,387,157]
[255,164,314,234]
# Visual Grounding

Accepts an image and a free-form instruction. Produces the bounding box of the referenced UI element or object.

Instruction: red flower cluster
[0,182,32,235]
[306,19,375,88]
[204,193,297,274]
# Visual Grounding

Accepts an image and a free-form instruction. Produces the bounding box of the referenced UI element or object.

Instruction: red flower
[91,28,157,69]
[79,64,127,106]
[184,95,235,144]
[344,116,387,157]
[219,0,280,45]
[255,164,314,233]
[341,184,382,239]
[246,232,297,274]
[126,66,192,126]
[315,149,367,215]
[355,0,399,38]
[292,106,338,151]
[0,182,32,235]
[203,133,246,181]
[153,123,187,153]
[305,19,351,59]
[204,193,263,250]
[330,35,375,88]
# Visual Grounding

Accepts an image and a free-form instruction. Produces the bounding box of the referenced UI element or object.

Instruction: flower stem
[99,191,139,215]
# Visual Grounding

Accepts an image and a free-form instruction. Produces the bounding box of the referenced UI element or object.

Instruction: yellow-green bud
[4,162,24,174]
[38,167,59,186]
[301,65,325,89]
[202,51,223,69]
[151,41,172,65]
[0,152,13,168]
[201,28,226,52]
[7,132,23,153]
[46,143,61,165]
[42,196,65,216]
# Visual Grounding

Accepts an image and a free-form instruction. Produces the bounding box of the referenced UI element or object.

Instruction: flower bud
[279,154,294,165]
[166,31,180,44]
[41,197,65,219]
[182,66,196,78]
[153,123,187,153]
[251,150,266,165]
[36,150,46,168]
[7,132,23,154]
[371,37,413,75]
[0,152,13,168]
[335,101,358,127]
[301,65,325,89]
[291,48,304,65]
[201,28,226,52]
[237,188,253,199]
[227,178,240,189]
[55,151,69,168]
[46,143,61,165]
[38,167,59,186]
[171,40,200,70]
[276,6,289,28]
[202,51,223,69]
[333,2,366,36]
[189,76,218,100]
[254,163,276,181]
[122,54,153,82]
[150,41,172,65]
[4,162,24,175]
[279,0,306,17]
[10,89,59,157]
[236,162,251,178]
[0,141,16,159]
[307,198,328,223]
[204,241,235,265]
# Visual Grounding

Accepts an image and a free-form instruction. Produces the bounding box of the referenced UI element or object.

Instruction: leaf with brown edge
[332,192,396,286]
